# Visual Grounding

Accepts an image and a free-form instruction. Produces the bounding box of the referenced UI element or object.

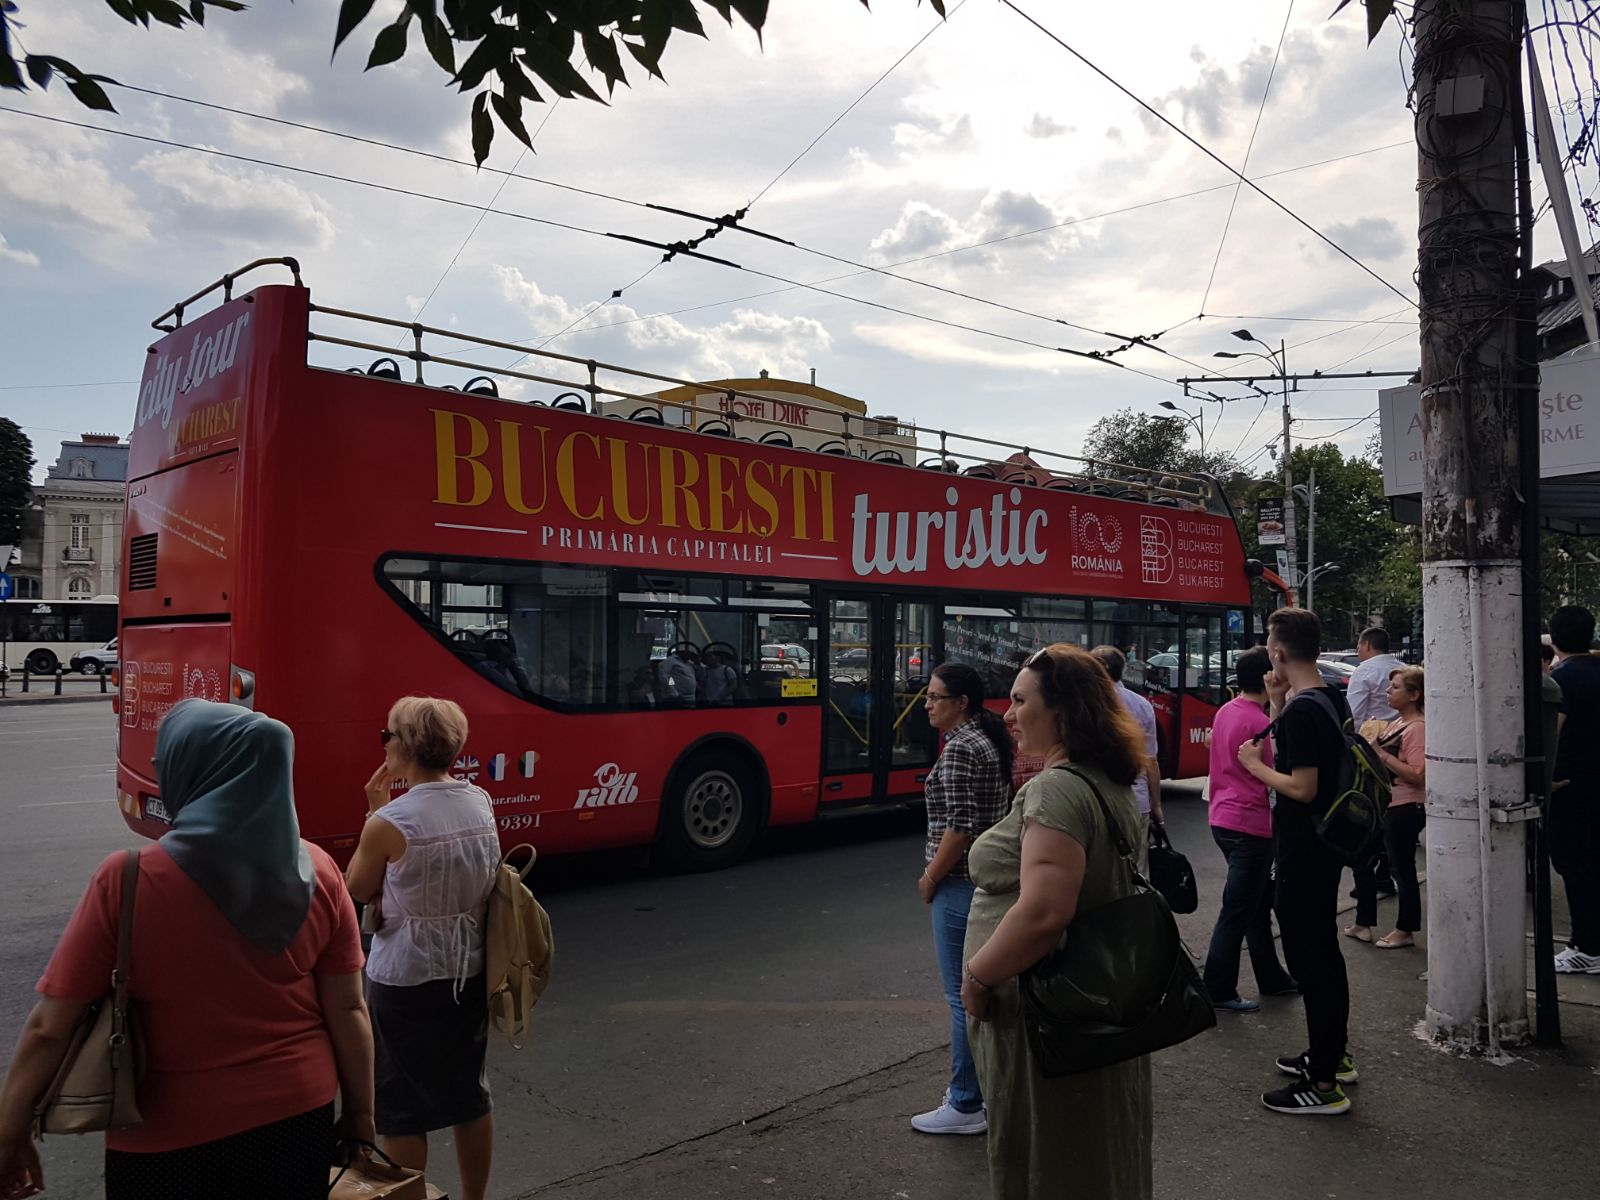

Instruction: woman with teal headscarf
[0,700,376,1200]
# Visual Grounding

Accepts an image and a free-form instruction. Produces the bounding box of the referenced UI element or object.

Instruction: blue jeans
[1203,827,1294,1001]
[930,879,982,1113]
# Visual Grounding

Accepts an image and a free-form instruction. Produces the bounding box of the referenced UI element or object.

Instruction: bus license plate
[143,796,172,824]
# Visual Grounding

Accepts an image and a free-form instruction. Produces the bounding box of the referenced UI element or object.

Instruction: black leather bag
[1018,767,1215,1077]
[1146,823,1199,915]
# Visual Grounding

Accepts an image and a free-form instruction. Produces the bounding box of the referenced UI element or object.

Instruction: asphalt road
[6,705,1598,1200]
[0,703,958,1199]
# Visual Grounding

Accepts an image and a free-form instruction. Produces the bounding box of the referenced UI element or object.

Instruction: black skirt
[105,1102,333,1200]
[370,972,493,1136]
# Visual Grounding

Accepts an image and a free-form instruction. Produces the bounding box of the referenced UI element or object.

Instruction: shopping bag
[329,1159,427,1200]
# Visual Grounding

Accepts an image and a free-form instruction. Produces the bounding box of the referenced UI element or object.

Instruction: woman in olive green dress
[961,644,1153,1200]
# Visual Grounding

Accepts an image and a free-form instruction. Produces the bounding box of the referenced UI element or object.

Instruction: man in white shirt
[1346,627,1405,726]
[1092,646,1163,871]
[1344,627,1402,894]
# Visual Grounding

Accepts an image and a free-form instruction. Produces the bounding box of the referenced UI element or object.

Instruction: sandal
[1375,933,1415,949]
[1342,924,1374,943]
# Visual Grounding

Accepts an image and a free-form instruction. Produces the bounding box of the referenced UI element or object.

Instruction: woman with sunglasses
[961,645,1152,1200]
[911,663,1014,1136]
[345,697,501,1200]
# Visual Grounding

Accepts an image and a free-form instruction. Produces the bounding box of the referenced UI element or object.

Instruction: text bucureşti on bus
[114,261,1253,869]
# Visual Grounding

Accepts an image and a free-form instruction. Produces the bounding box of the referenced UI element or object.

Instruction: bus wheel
[660,751,762,872]
[26,649,57,675]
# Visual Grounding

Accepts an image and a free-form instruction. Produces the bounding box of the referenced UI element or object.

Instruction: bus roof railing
[151,261,1223,513]
[151,258,302,332]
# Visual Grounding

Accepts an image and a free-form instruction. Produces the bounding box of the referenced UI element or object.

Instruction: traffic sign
[0,572,12,601]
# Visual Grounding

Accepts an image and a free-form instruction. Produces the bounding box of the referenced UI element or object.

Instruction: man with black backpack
[1237,608,1356,1116]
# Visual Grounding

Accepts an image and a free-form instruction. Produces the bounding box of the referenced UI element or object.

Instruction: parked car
[759,644,811,676]
[833,647,869,668]
[70,637,118,676]
[1316,659,1355,690]
[1321,650,1363,667]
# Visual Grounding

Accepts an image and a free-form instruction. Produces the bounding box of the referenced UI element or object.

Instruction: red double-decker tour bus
[113,260,1253,870]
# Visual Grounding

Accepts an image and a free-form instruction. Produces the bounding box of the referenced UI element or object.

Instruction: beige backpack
[485,844,553,1048]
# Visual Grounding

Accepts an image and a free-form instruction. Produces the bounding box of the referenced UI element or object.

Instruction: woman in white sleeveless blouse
[346,697,500,1200]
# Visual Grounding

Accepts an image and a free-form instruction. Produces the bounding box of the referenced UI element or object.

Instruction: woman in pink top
[1371,667,1426,948]
[0,700,373,1200]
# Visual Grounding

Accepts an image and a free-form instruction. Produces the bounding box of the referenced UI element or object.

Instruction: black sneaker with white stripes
[1275,1050,1358,1084]
[1261,1080,1351,1115]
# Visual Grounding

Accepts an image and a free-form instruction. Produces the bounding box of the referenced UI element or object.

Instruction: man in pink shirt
[1203,646,1297,1011]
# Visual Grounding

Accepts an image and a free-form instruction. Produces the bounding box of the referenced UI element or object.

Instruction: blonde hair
[387,696,469,771]
[1388,666,1425,712]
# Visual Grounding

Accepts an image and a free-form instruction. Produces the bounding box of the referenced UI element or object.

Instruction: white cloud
[0,234,41,268]
[1027,113,1072,138]
[493,266,832,383]
[133,151,336,247]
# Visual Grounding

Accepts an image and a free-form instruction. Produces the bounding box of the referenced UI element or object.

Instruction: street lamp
[1158,400,1205,456]
[1219,328,1298,602]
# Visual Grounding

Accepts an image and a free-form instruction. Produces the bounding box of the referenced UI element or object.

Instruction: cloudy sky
[0,0,1585,481]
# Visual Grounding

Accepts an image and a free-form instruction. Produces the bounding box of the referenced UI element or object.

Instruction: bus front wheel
[26,649,57,675]
[659,751,763,872]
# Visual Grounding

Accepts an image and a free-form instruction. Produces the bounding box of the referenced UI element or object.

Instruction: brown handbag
[32,848,145,1136]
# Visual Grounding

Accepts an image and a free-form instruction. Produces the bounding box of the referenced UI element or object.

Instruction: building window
[70,513,91,549]
[67,576,92,599]
[70,458,92,479]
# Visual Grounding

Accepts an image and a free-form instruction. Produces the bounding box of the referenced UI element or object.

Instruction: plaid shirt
[924,720,1012,882]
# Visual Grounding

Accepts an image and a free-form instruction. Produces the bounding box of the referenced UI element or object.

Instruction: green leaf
[0,54,22,93]
[497,61,541,103]
[142,0,192,29]
[453,30,506,91]
[333,0,379,56]
[65,72,117,111]
[490,88,532,148]
[367,20,408,70]
[1328,0,1394,46]
[623,36,666,82]
[24,53,50,88]
[419,12,455,74]
[579,27,625,89]
[518,41,603,103]
[104,0,141,23]
[667,0,707,39]
[470,89,494,165]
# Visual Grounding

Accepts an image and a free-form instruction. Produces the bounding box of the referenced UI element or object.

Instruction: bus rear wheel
[26,649,57,675]
[659,751,763,872]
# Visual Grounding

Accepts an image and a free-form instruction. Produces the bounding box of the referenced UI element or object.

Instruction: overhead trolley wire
[1198,0,1296,315]
[524,0,970,355]
[0,107,1187,389]
[996,0,1419,310]
[98,77,1416,366]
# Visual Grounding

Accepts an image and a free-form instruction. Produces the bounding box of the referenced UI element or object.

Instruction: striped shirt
[924,720,1012,882]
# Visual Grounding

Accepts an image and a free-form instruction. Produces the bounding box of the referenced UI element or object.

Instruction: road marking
[609,999,943,1016]
[20,799,111,809]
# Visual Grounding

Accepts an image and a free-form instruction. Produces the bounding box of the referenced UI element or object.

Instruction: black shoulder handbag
[1017,767,1215,1077]
[1146,823,1199,915]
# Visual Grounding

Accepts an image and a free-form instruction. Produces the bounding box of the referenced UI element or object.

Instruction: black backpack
[1272,689,1393,863]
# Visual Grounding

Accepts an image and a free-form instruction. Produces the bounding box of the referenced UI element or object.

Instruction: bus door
[819,593,940,806]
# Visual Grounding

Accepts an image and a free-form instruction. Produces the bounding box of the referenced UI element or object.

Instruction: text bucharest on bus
[111,259,1253,871]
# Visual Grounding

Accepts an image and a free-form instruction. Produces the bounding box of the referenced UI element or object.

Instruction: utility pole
[1277,342,1300,606]
[1414,0,1531,1050]
[1303,467,1318,613]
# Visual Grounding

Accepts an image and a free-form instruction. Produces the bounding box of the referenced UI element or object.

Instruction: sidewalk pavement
[519,782,1600,1200]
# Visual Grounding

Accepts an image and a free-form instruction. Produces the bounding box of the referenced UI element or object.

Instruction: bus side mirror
[1244,558,1265,579]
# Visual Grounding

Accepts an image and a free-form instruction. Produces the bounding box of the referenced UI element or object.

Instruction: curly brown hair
[1023,644,1148,786]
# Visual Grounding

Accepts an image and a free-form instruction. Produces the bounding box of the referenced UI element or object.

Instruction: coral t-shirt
[37,841,364,1152]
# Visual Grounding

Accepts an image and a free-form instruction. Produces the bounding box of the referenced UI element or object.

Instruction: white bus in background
[0,597,119,675]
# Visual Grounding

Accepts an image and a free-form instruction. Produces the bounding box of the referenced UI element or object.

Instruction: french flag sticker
[519,750,538,779]
[488,753,508,782]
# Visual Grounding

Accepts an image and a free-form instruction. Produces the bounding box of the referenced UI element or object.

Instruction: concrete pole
[1414,0,1529,1050]
[1304,467,1318,613]
[1279,344,1299,606]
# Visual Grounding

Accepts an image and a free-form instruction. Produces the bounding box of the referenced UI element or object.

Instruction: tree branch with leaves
[2,1,946,165]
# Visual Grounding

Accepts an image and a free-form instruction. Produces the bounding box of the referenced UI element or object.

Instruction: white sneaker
[910,1094,987,1135]
[1555,947,1600,974]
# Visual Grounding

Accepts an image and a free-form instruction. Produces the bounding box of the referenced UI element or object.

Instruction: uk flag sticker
[519,750,538,779]
[488,753,508,782]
